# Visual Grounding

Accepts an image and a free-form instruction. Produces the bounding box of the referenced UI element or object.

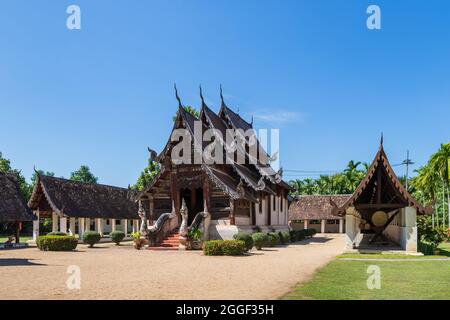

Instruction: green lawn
[284,243,450,300]
[0,236,32,243]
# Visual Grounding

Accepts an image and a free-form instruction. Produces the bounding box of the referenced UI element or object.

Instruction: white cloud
[249,109,304,126]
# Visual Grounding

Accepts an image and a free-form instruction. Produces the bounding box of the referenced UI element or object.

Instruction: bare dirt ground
[0,234,345,300]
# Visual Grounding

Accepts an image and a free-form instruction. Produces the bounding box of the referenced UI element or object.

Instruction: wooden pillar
[321,219,326,233]
[123,219,128,236]
[69,217,76,236]
[15,221,20,243]
[304,220,308,230]
[339,219,344,233]
[52,212,58,232]
[149,196,154,224]
[229,199,235,225]
[251,201,256,225]
[111,219,116,232]
[170,166,180,217]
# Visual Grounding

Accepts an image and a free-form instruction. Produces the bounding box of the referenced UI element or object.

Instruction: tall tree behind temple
[70,165,98,184]
[0,152,31,200]
[131,157,161,191]
[172,105,200,122]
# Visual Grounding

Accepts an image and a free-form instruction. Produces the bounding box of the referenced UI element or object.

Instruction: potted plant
[131,232,146,250]
[186,228,203,250]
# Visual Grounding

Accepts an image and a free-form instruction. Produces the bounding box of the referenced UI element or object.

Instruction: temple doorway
[180,188,204,224]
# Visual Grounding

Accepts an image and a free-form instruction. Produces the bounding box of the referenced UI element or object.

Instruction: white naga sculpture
[178,198,189,249]
[138,201,148,237]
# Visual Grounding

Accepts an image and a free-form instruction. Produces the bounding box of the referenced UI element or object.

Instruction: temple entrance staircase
[147,229,180,251]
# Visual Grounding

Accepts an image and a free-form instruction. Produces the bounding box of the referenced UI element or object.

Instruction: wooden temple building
[28,174,140,240]
[138,88,291,242]
[0,172,35,243]
[331,138,432,252]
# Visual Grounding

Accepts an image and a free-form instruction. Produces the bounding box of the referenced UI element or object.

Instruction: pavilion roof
[332,139,432,217]
[0,173,34,222]
[28,174,140,219]
[289,195,351,220]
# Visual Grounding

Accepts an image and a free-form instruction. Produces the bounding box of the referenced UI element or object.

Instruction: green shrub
[233,232,254,251]
[36,235,78,251]
[289,230,298,242]
[110,231,125,245]
[82,231,101,248]
[304,229,316,237]
[203,240,247,256]
[278,231,290,244]
[418,241,435,255]
[46,231,67,236]
[251,232,269,250]
[267,232,280,247]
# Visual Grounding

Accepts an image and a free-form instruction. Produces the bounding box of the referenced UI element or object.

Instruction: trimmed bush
[82,231,101,248]
[36,235,78,251]
[279,231,291,244]
[110,231,125,245]
[418,241,435,255]
[46,231,67,236]
[233,232,254,251]
[289,230,298,242]
[203,240,247,256]
[305,228,316,237]
[252,232,269,250]
[267,232,280,247]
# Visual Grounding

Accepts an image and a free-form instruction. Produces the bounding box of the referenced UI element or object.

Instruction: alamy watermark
[367,5,381,30]
[366,265,381,290]
[170,121,282,181]
[66,5,81,30]
[66,265,81,290]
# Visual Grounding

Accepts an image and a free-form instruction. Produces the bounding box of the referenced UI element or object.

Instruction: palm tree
[429,143,450,228]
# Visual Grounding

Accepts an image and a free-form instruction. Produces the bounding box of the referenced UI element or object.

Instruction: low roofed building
[28,174,141,240]
[0,172,35,243]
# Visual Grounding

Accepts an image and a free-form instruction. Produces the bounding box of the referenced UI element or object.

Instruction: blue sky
[0,0,449,187]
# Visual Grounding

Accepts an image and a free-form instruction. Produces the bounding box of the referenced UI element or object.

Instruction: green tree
[31,169,55,186]
[0,152,31,200]
[70,165,98,184]
[132,157,161,191]
[173,105,200,122]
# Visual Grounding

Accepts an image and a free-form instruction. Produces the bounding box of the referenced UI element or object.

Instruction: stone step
[147,246,179,251]
[161,239,179,244]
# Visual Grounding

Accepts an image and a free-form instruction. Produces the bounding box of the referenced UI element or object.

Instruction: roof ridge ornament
[199,84,207,108]
[380,132,384,147]
[174,83,183,108]
[220,84,226,108]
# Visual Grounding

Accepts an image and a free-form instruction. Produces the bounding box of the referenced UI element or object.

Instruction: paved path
[0,234,345,300]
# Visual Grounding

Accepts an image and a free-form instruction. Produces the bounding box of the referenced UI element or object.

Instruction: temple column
[85,218,90,232]
[96,218,103,236]
[339,219,344,233]
[79,218,85,238]
[229,200,235,225]
[52,212,58,232]
[69,217,76,236]
[170,165,180,220]
[123,219,128,236]
[111,219,116,232]
[304,219,308,230]
[321,219,326,233]
[132,220,138,233]
[60,217,67,233]
[149,196,154,224]
[203,175,211,239]
[32,210,40,241]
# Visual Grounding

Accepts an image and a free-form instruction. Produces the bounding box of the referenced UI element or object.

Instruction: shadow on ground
[0,258,45,267]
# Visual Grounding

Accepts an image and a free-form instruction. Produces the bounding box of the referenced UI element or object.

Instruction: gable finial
[199,84,206,107]
[220,84,226,107]
[33,166,39,174]
[251,115,254,126]
[380,132,384,147]
[174,83,182,108]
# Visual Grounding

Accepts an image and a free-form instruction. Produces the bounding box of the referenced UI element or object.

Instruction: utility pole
[402,150,415,191]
